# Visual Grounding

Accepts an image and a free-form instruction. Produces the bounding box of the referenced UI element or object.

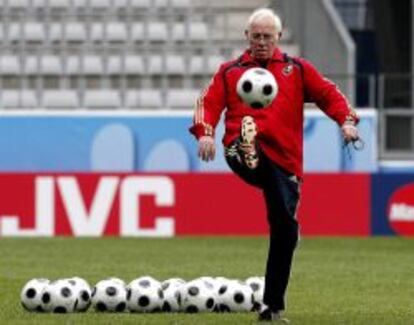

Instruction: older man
[190,8,359,322]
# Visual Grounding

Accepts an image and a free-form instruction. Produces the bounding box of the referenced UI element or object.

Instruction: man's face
[246,17,280,61]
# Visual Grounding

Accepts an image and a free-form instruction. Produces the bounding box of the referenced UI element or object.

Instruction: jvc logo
[0,176,175,237]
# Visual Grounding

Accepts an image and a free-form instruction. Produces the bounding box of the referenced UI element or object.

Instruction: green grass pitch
[0,237,413,324]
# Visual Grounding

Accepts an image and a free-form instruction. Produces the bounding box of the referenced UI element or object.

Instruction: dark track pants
[225,142,300,311]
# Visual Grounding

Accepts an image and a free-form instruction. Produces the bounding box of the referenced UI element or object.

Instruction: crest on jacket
[282,64,293,76]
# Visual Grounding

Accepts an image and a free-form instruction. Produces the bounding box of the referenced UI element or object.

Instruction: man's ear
[278,31,282,41]
[244,29,249,40]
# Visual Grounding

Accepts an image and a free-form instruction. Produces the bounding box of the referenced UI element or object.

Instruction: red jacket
[189,48,359,177]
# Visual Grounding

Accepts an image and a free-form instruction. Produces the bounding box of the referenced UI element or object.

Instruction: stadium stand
[0,0,299,109]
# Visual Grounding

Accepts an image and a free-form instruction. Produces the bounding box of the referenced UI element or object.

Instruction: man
[189,8,359,322]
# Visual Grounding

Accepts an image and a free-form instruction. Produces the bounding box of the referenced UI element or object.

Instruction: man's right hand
[198,136,216,162]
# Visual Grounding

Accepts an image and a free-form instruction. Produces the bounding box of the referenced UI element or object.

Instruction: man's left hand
[341,122,359,143]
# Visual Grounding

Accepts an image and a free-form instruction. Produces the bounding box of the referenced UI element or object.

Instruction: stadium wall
[0,111,412,237]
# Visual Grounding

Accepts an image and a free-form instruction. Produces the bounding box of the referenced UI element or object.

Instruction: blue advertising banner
[0,109,377,173]
[371,174,414,236]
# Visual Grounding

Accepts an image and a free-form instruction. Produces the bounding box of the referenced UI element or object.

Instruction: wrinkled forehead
[248,17,278,34]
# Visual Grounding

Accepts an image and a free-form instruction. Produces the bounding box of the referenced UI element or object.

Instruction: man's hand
[341,122,359,143]
[198,136,216,162]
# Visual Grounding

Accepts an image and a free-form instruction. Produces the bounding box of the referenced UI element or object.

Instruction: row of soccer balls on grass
[21,276,266,314]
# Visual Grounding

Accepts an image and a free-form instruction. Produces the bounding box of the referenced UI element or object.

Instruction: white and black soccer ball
[67,277,92,312]
[236,67,278,109]
[180,279,216,313]
[91,278,127,312]
[40,279,77,313]
[161,278,186,312]
[20,278,50,312]
[216,280,255,312]
[245,276,265,311]
[127,276,163,313]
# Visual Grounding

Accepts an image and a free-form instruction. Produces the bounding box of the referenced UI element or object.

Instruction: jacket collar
[239,48,285,66]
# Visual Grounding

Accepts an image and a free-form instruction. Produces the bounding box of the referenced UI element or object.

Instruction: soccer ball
[91,278,127,312]
[236,67,278,109]
[20,278,50,312]
[127,276,163,313]
[180,279,216,313]
[67,277,92,312]
[161,278,186,312]
[245,276,265,311]
[216,280,255,312]
[40,279,78,313]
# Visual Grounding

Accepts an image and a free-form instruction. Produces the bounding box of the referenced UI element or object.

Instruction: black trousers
[225,141,300,311]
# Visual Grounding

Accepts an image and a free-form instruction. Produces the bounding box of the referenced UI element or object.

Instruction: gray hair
[246,8,283,33]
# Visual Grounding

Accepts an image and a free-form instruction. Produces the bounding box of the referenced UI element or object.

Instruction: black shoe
[258,307,290,323]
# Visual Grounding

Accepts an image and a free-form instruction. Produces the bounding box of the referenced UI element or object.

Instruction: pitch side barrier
[0,109,409,237]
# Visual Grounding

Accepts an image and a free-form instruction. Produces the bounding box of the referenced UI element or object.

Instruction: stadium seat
[49,0,71,8]
[64,22,87,42]
[84,90,121,108]
[42,90,80,108]
[24,56,39,75]
[49,23,87,42]
[40,55,63,75]
[65,56,103,75]
[166,88,199,108]
[189,55,224,74]
[106,23,128,42]
[124,56,145,74]
[125,90,163,108]
[0,90,38,108]
[130,0,151,8]
[166,55,185,74]
[106,55,145,75]
[90,0,111,8]
[7,0,30,8]
[8,23,46,42]
[0,56,20,75]
[172,22,208,41]
[148,22,168,41]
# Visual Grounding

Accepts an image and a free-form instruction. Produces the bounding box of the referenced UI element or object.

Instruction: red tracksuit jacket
[189,48,359,178]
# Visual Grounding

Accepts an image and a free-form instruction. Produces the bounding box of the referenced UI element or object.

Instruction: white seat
[125,56,144,74]
[172,22,208,41]
[24,56,39,75]
[154,0,190,7]
[42,90,80,108]
[148,55,185,74]
[65,56,80,74]
[24,22,46,42]
[65,22,87,42]
[1,90,38,108]
[65,56,103,75]
[106,22,128,42]
[83,56,104,74]
[125,89,162,108]
[148,22,168,41]
[90,23,104,41]
[166,89,199,108]
[48,0,71,8]
[131,23,143,41]
[40,55,62,75]
[90,0,111,8]
[148,56,162,74]
[49,23,62,41]
[166,55,185,74]
[130,0,151,7]
[32,0,47,7]
[73,0,87,7]
[7,0,30,8]
[189,55,224,74]
[0,56,20,74]
[84,90,121,108]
